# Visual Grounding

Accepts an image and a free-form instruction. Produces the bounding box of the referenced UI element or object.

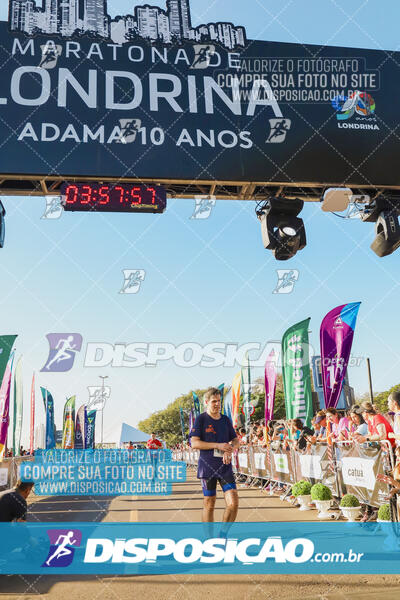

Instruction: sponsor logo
[190,196,216,220]
[41,333,83,372]
[191,45,217,69]
[266,118,291,143]
[117,119,142,144]
[39,43,62,69]
[273,269,299,294]
[43,529,82,568]
[333,317,343,329]
[87,386,111,411]
[332,91,379,130]
[205,425,217,434]
[41,196,64,220]
[119,269,146,294]
[83,536,314,564]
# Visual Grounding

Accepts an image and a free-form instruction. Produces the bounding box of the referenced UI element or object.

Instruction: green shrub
[310,483,332,501]
[340,494,360,508]
[292,480,312,497]
[378,504,391,521]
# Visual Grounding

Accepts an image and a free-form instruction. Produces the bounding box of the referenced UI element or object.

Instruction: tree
[138,388,210,447]
[354,383,400,413]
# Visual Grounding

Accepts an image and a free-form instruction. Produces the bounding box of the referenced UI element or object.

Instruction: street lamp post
[99,375,109,448]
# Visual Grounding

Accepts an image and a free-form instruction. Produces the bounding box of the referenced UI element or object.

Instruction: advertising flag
[85,409,96,449]
[30,373,35,454]
[179,407,186,441]
[320,302,361,409]
[75,405,86,449]
[218,383,224,414]
[189,409,195,434]
[282,318,313,427]
[0,352,15,459]
[264,349,277,422]
[192,392,201,419]
[0,335,17,386]
[231,372,241,428]
[62,396,75,449]
[12,356,23,456]
[241,354,251,431]
[223,387,233,423]
[40,387,56,450]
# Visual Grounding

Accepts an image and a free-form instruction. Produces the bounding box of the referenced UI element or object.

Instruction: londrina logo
[332,91,376,121]
[42,529,82,568]
[41,333,83,372]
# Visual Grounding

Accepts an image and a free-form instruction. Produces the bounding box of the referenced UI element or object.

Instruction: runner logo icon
[119,270,146,294]
[267,119,291,143]
[42,529,82,568]
[41,333,83,372]
[191,45,216,69]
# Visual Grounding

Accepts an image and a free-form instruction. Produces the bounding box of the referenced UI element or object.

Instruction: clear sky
[1,0,400,446]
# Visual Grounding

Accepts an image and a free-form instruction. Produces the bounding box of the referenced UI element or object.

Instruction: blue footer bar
[0,522,399,575]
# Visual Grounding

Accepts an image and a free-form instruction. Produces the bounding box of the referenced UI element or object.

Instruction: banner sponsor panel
[320,303,361,409]
[282,319,313,427]
[335,443,390,507]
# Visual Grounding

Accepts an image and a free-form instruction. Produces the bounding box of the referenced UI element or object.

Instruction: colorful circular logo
[332,92,376,120]
[354,92,375,116]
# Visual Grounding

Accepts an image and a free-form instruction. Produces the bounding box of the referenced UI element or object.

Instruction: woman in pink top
[325,408,350,441]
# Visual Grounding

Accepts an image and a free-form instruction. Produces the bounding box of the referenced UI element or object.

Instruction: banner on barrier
[0,466,8,488]
[298,454,322,480]
[341,457,376,491]
[336,443,390,506]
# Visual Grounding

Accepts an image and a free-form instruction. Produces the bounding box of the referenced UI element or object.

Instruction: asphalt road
[1,469,400,599]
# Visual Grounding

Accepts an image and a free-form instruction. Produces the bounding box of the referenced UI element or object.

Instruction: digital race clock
[61,183,167,213]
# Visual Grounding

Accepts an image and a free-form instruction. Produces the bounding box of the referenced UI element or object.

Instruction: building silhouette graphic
[9,0,246,50]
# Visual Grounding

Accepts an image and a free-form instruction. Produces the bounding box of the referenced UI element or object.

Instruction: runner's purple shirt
[191,412,237,479]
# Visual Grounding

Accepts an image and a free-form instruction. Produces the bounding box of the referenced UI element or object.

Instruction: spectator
[388,391,400,446]
[326,408,350,440]
[127,441,134,450]
[355,402,395,446]
[0,481,34,522]
[308,412,326,444]
[272,421,287,442]
[349,407,368,438]
[289,418,314,451]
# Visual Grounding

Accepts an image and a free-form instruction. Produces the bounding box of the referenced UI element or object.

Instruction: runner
[190,387,240,525]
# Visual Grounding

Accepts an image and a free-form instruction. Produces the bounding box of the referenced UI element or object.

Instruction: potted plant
[292,480,312,511]
[377,504,391,523]
[311,483,333,518]
[340,494,361,522]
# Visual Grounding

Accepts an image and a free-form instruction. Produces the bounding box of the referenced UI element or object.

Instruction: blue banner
[40,387,55,450]
[192,393,201,419]
[85,409,96,449]
[0,522,399,575]
[19,449,184,496]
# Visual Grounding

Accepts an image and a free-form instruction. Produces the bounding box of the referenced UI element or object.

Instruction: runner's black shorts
[201,473,237,496]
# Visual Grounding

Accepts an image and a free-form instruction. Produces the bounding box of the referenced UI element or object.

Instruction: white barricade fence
[335,440,394,508]
[173,441,396,511]
[0,456,35,492]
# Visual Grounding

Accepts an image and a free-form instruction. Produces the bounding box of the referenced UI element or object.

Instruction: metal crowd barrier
[173,441,396,513]
[0,456,35,492]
